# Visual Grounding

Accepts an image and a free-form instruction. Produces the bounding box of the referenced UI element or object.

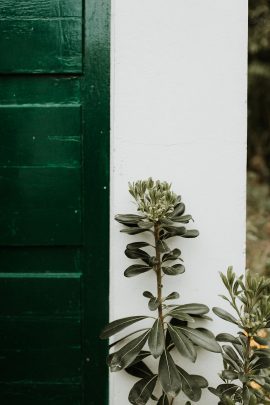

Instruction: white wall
[110,1,248,404]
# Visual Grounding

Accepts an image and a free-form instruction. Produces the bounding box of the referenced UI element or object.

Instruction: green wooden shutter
[0,1,110,404]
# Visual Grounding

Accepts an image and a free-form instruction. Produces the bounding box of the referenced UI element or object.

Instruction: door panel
[0,0,109,403]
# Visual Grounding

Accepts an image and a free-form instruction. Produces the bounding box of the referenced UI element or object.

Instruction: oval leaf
[216,333,239,344]
[128,375,158,405]
[115,214,144,225]
[127,242,150,250]
[172,214,193,224]
[143,291,154,299]
[167,324,197,362]
[109,331,150,372]
[165,292,180,301]
[179,326,221,353]
[212,307,238,325]
[177,366,202,401]
[121,227,148,235]
[162,264,185,276]
[191,375,208,388]
[157,240,170,253]
[125,248,150,261]
[125,361,153,379]
[138,221,154,229]
[162,248,181,262]
[181,230,199,238]
[167,310,195,323]
[148,319,165,359]
[173,303,209,315]
[159,350,182,398]
[170,203,185,218]
[148,297,160,311]
[100,315,149,339]
[125,265,152,277]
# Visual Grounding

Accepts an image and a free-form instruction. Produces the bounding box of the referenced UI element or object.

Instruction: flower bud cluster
[128,178,178,221]
[241,311,267,331]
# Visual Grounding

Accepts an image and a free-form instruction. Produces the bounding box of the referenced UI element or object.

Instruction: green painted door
[0,1,110,404]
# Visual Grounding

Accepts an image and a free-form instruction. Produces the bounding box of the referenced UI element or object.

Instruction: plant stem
[243,333,251,393]
[154,222,164,326]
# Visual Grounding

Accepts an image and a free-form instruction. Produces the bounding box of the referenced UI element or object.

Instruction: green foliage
[209,267,270,404]
[101,178,220,404]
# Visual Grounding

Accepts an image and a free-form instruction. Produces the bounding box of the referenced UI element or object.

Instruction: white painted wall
[110,1,248,403]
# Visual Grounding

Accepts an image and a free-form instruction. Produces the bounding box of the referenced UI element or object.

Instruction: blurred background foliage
[247,0,270,276]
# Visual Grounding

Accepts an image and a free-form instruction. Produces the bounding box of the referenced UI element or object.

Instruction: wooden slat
[0,383,81,405]
[0,276,81,316]
[0,247,81,273]
[0,20,82,73]
[0,77,81,105]
[0,0,82,18]
[0,168,81,245]
[0,106,81,166]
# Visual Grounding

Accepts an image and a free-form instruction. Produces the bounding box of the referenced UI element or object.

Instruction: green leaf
[179,326,221,353]
[124,265,152,277]
[109,328,149,348]
[162,225,187,239]
[138,221,153,229]
[159,350,182,398]
[212,307,238,325]
[121,227,149,235]
[172,214,193,224]
[162,248,181,262]
[115,214,145,225]
[157,393,169,405]
[128,375,158,405]
[143,291,154,299]
[216,333,239,344]
[167,324,197,362]
[125,361,153,379]
[148,319,165,358]
[172,303,209,315]
[181,229,199,238]
[109,331,150,372]
[100,315,149,339]
[251,357,270,370]
[127,242,150,249]
[210,384,240,398]
[177,366,202,401]
[165,292,180,301]
[128,351,151,367]
[162,264,185,276]
[148,297,160,311]
[222,370,238,380]
[222,345,242,368]
[125,248,150,261]
[170,203,185,217]
[191,375,208,388]
[167,310,195,323]
[157,240,170,253]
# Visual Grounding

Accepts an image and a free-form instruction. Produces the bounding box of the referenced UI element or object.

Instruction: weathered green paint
[0,247,81,273]
[0,106,81,166]
[0,0,110,403]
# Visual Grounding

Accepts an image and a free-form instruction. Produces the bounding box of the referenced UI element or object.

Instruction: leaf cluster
[209,267,270,404]
[101,181,221,404]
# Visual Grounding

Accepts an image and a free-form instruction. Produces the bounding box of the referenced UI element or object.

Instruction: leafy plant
[100,178,221,404]
[209,267,270,404]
